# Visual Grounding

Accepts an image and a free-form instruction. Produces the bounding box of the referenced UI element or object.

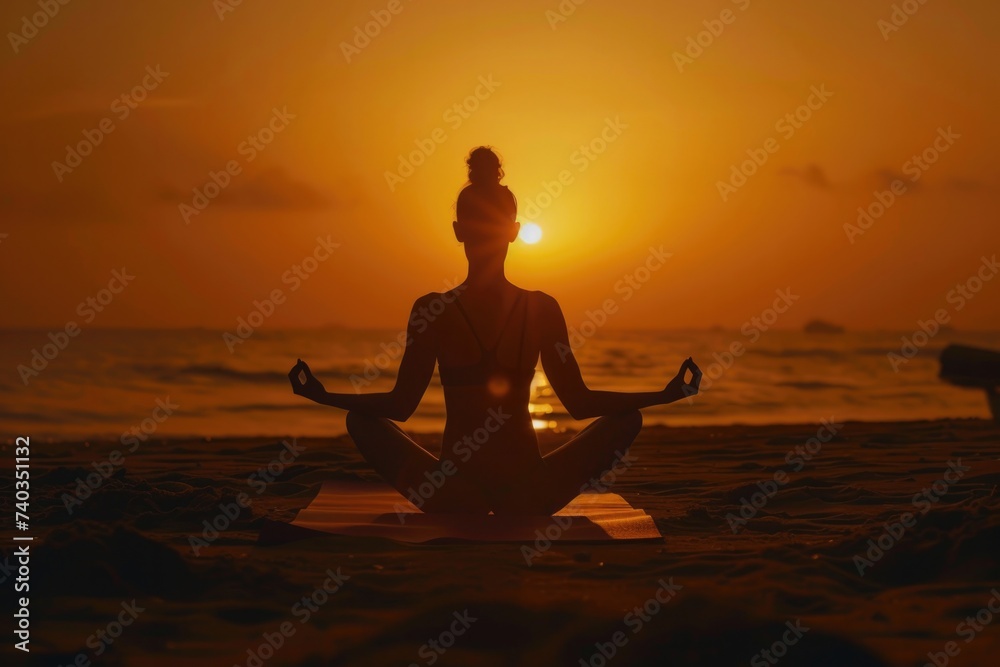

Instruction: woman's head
[454,147,519,246]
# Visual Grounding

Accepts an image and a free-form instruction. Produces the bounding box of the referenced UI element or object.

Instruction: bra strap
[453,297,487,352]
[455,291,525,352]
[492,291,524,350]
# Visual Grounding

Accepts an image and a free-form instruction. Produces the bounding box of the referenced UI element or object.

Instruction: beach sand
[5,419,1000,666]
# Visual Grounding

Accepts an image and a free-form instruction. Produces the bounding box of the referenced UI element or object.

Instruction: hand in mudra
[665,357,702,401]
[288,359,326,402]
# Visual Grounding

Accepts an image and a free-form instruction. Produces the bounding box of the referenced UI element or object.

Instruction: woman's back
[436,286,537,390]
[431,286,544,476]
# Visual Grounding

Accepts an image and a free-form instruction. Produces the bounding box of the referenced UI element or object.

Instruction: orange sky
[1,0,998,331]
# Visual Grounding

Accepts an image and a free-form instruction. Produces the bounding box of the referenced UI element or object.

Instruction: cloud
[0,186,125,222]
[873,168,922,192]
[0,109,204,222]
[158,167,330,210]
[7,97,199,124]
[946,177,991,192]
[871,172,996,194]
[780,163,830,189]
[776,162,996,197]
[0,106,332,223]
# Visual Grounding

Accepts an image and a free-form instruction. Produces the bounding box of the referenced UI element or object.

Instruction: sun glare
[520,222,543,244]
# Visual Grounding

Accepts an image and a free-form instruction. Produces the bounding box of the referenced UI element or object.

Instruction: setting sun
[519,222,543,245]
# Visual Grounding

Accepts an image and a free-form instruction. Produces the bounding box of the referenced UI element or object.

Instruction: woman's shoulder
[518,289,560,313]
[521,288,554,300]
[414,287,558,310]
[412,290,462,309]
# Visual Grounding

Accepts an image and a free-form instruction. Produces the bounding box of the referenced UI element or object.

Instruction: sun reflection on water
[529,370,560,431]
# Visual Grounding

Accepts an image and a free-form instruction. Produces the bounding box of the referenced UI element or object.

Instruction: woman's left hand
[288,359,327,402]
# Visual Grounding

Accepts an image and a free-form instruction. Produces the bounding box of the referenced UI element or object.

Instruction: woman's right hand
[664,357,702,401]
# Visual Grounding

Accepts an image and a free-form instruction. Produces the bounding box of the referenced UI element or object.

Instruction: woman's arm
[537,293,701,419]
[288,296,438,421]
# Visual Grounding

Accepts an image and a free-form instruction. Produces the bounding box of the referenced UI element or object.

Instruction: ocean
[3,328,999,441]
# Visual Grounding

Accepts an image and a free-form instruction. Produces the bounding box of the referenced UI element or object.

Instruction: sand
[4,418,1000,666]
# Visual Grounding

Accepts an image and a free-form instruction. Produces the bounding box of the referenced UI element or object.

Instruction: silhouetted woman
[289,147,701,514]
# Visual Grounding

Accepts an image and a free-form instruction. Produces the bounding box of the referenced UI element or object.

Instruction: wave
[747,346,950,361]
[775,381,857,391]
[180,364,286,383]
[131,363,397,384]
[0,408,58,423]
[217,402,334,413]
[749,348,845,360]
[854,346,948,357]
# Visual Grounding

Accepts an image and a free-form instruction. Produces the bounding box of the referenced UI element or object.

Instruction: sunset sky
[2,0,998,331]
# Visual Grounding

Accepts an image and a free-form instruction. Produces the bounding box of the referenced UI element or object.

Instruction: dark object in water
[804,319,846,334]
[940,344,1000,421]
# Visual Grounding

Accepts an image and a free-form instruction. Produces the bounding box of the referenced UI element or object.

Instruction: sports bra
[438,291,535,388]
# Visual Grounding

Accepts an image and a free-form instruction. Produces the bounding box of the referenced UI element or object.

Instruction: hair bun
[467,146,503,185]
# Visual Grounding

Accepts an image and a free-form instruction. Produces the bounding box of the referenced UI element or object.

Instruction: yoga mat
[257,480,662,545]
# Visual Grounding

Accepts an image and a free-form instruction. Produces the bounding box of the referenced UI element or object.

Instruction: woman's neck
[464,252,509,289]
